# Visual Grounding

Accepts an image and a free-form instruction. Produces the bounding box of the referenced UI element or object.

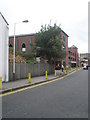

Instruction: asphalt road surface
[2,69,88,118]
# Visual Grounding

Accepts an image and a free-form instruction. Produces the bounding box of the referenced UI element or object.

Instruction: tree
[35,23,65,64]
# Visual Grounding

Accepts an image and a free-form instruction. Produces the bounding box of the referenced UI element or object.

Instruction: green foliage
[16,43,36,64]
[35,23,65,63]
[9,47,13,53]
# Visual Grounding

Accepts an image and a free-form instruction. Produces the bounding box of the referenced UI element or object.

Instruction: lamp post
[13,20,29,81]
[62,45,65,66]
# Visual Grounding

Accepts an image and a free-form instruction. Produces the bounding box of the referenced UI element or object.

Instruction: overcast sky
[0,0,89,54]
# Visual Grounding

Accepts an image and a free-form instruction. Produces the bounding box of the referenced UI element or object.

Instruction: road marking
[1,69,81,97]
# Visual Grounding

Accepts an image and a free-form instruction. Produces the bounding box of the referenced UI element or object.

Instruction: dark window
[63,35,65,42]
[75,52,76,61]
[63,42,65,48]
[30,36,32,43]
[9,44,13,47]
[22,43,26,48]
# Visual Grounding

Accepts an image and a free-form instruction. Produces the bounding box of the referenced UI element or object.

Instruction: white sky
[0,0,89,54]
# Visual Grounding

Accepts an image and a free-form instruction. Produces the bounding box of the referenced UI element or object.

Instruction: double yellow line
[0,69,80,97]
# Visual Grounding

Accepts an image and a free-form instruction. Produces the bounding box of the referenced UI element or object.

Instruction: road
[2,69,88,118]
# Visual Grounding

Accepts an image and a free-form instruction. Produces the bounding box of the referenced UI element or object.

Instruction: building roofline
[68,47,78,49]
[0,12,9,25]
[68,45,78,49]
[9,33,35,38]
[61,29,69,37]
[80,53,89,55]
[9,30,69,38]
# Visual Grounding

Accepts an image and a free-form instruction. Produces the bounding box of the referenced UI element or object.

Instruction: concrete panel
[20,64,27,79]
[9,63,13,81]
[33,64,38,76]
[37,63,41,76]
[15,63,20,80]
[27,64,34,77]
[9,63,55,81]
[40,63,46,76]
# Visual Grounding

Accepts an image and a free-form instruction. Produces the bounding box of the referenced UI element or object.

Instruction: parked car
[87,65,90,70]
[83,64,88,70]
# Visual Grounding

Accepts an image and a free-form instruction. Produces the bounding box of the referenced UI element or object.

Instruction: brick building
[9,33,35,52]
[9,30,69,66]
[68,45,79,67]
[61,30,69,67]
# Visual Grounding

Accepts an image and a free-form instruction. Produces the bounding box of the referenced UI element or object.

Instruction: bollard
[0,76,2,90]
[45,71,47,79]
[28,73,31,83]
[55,70,56,77]
[60,69,62,75]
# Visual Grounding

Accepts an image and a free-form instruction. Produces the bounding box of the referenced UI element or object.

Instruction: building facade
[61,30,69,67]
[68,45,79,67]
[9,33,35,52]
[9,30,69,67]
[0,13,9,82]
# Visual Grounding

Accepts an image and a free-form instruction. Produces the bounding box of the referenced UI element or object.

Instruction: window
[70,52,72,55]
[9,44,13,47]
[9,44,13,52]
[29,41,32,45]
[22,43,26,52]
[63,35,65,42]
[30,36,32,43]
[63,42,65,48]
[29,36,32,50]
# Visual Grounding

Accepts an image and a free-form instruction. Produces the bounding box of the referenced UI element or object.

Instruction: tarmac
[1,68,80,94]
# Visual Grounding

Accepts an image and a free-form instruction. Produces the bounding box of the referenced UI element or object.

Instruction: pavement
[1,68,81,94]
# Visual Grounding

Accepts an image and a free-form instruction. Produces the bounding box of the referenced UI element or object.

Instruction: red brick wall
[9,38,14,47]
[61,31,68,67]
[68,47,78,66]
[65,35,68,66]
[9,34,35,52]
[9,31,68,66]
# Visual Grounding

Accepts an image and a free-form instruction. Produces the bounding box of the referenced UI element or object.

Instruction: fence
[9,63,55,81]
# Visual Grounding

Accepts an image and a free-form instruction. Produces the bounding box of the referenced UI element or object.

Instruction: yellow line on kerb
[1,69,80,97]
